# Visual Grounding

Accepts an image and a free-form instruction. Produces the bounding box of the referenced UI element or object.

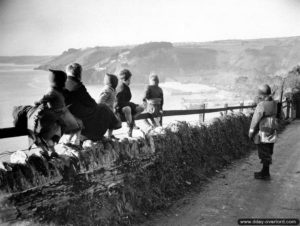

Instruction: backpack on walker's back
[258,116,278,143]
[258,101,279,144]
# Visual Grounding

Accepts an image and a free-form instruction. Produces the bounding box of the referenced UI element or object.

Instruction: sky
[1,0,300,56]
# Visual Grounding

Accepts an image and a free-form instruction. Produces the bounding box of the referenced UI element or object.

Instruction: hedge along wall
[0,113,254,225]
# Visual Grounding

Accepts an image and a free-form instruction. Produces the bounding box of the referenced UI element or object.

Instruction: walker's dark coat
[65,76,119,140]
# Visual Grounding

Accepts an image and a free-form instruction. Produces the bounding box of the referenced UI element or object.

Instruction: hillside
[36,37,300,88]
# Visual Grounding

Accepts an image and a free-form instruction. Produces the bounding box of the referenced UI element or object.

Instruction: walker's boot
[254,171,262,178]
[254,164,270,180]
[254,172,271,180]
[263,164,270,177]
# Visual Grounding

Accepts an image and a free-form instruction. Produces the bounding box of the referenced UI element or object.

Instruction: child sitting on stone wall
[13,104,62,159]
[143,73,164,128]
[115,69,144,137]
[35,69,83,146]
[97,73,121,139]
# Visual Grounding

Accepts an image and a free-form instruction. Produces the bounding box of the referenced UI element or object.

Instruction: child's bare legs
[122,106,133,124]
[134,105,144,118]
[144,118,153,128]
[132,105,144,130]
[152,117,159,127]
[73,119,83,145]
[71,130,81,145]
[64,134,73,143]
[144,115,156,129]
[107,113,121,140]
[122,105,144,137]
[107,129,113,139]
[63,130,81,145]
[122,106,133,137]
[154,111,163,127]
[48,140,58,157]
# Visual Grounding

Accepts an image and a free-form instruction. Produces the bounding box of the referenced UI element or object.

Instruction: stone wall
[0,113,254,225]
[0,136,156,194]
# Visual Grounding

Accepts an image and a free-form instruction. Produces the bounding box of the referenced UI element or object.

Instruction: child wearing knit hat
[98,73,121,139]
[98,74,119,110]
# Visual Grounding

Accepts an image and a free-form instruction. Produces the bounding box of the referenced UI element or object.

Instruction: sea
[0,63,242,161]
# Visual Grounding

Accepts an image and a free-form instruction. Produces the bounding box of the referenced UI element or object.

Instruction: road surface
[142,120,300,226]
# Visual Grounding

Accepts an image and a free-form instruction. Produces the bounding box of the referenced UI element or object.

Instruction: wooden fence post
[286,101,290,119]
[224,103,228,116]
[291,101,296,119]
[239,102,244,113]
[199,104,205,123]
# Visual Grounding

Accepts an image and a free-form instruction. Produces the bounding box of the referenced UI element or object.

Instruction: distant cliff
[36,37,300,86]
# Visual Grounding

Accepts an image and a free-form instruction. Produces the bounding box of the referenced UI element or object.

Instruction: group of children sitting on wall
[101,69,164,137]
[13,63,164,157]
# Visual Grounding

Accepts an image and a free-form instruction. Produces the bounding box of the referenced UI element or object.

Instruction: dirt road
[142,121,300,226]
